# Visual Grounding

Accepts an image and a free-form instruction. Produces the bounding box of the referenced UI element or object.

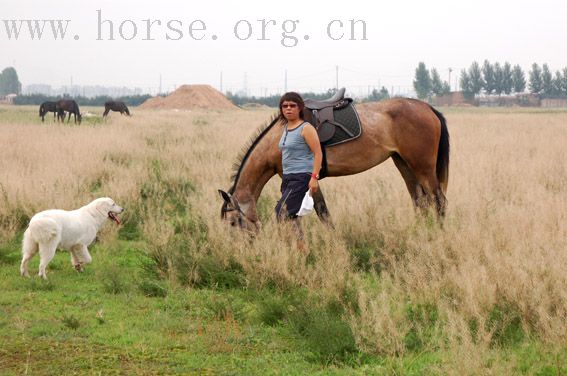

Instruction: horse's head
[77,113,82,124]
[218,189,261,235]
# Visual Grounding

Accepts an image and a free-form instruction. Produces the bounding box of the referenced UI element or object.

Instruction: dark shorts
[275,173,311,220]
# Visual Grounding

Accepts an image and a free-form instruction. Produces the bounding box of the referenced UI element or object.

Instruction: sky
[1,0,567,97]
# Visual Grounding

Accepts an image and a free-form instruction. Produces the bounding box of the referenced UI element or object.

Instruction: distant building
[431,92,470,106]
[0,93,17,104]
[23,84,53,95]
[541,98,567,107]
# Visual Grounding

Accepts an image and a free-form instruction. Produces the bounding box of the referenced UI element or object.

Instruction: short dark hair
[279,92,304,121]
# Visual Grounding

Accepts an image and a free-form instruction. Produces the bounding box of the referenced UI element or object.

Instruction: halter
[221,195,247,223]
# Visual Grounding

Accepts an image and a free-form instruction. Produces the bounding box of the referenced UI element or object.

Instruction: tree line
[13,93,152,106]
[414,61,567,100]
[413,63,452,99]
[227,87,391,107]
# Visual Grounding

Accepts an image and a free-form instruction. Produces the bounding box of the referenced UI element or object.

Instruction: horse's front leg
[312,186,333,228]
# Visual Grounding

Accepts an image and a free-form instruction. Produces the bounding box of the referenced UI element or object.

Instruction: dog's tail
[28,218,59,243]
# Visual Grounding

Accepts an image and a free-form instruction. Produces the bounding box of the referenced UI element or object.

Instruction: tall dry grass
[1,105,565,370]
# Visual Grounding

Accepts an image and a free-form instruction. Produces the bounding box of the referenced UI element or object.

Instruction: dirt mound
[139,85,237,110]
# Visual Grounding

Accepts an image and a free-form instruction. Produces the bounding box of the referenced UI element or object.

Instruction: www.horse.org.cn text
[1,10,368,47]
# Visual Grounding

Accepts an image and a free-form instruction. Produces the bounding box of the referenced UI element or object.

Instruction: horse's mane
[229,113,281,194]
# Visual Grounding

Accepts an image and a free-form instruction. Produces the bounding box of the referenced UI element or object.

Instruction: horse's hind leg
[312,187,333,228]
[414,170,446,218]
[392,153,420,207]
[393,153,446,217]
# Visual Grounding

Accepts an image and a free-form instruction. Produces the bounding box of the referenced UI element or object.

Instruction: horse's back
[57,99,80,113]
[358,98,439,126]
[105,101,128,111]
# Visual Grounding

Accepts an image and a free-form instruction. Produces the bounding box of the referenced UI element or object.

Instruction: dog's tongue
[108,212,120,225]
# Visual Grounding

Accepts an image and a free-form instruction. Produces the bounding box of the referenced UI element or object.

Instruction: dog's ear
[94,200,105,214]
[94,198,111,213]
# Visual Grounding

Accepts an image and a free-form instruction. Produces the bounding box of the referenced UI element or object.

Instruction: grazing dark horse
[103,101,130,118]
[219,98,449,233]
[39,101,63,122]
[56,99,82,124]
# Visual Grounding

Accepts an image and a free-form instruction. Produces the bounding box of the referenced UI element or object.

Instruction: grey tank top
[278,122,314,175]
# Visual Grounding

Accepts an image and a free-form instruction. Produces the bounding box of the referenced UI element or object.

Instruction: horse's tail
[39,103,44,116]
[429,106,450,193]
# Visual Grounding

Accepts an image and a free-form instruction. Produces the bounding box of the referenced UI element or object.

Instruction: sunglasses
[281,103,298,109]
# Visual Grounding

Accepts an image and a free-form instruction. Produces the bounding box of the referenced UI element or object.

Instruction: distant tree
[482,60,494,94]
[552,71,563,96]
[441,81,451,95]
[365,86,390,102]
[493,62,504,95]
[460,69,474,100]
[541,64,553,95]
[413,62,432,99]
[0,67,22,96]
[528,63,543,94]
[430,68,444,95]
[561,68,567,95]
[512,65,526,93]
[468,61,483,96]
[502,62,513,95]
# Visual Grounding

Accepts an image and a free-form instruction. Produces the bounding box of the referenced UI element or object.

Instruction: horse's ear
[218,190,231,203]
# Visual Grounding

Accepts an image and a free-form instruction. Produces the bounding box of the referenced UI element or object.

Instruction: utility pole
[284,69,288,92]
[448,68,453,92]
[335,65,339,90]
[159,74,162,95]
[243,72,248,96]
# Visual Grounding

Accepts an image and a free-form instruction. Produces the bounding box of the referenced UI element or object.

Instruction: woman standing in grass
[275,92,322,246]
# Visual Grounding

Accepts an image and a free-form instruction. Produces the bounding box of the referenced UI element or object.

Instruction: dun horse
[56,99,82,124]
[219,95,449,233]
[39,101,63,122]
[103,101,130,118]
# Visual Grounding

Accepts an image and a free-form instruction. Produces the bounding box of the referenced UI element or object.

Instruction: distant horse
[56,99,82,124]
[39,101,63,122]
[219,97,449,233]
[103,101,130,118]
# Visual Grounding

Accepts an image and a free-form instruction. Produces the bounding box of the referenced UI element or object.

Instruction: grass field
[0,104,566,375]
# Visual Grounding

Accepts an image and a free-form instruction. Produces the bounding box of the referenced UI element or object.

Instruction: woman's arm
[302,124,322,193]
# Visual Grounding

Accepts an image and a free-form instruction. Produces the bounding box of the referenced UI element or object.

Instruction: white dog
[20,197,124,279]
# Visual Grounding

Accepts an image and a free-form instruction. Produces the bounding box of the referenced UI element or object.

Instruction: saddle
[304,88,355,143]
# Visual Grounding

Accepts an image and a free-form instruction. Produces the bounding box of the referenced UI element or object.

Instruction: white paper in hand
[297,191,314,216]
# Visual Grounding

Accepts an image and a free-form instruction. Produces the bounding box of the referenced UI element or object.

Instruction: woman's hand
[309,177,319,193]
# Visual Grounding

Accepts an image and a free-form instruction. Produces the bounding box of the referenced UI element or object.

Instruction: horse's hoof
[74,264,84,273]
